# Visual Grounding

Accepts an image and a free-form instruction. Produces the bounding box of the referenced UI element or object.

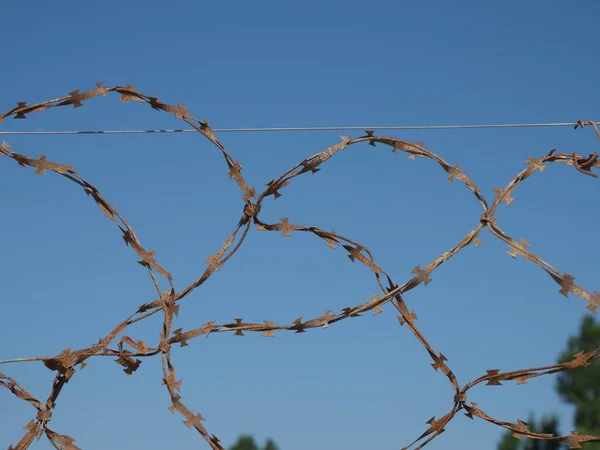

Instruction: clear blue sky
[1,1,599,449]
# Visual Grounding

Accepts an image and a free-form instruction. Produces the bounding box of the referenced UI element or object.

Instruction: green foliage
[498,315,599,450]
[556,315,600,449]
[263,439,279,450]
[230,435,279,450]
[230,435,259,450]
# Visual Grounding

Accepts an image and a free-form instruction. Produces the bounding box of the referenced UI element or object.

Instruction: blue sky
[1,1,599,449]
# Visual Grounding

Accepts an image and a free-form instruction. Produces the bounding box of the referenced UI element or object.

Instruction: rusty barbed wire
[1,83,599,450]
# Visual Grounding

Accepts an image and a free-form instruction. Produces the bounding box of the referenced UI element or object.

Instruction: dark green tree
[263,438,279,450]
[556,315,600,449]
[264,439,278,450]
[230,435,259,450]
[230,435,279,450]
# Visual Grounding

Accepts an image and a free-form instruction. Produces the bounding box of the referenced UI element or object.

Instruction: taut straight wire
[0,121,598,136]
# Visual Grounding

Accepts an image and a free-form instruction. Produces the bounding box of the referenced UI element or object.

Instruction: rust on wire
[1,83,599,450]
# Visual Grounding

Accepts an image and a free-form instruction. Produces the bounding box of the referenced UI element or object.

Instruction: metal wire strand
[0,121,598,135]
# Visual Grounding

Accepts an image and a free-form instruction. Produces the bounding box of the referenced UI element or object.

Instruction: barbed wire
[1,82,599,450]
[0,120,598,136]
